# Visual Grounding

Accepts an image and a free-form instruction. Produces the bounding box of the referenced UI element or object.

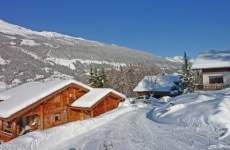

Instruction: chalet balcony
[0,130,14,142]
[203,84,229,90]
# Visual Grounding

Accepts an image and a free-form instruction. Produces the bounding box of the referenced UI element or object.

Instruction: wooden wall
[68,109,82,121]
[91,94,121,117]
[91,95,120,117]
[40,86,87,129]
[136,91,153,96]
[202,67,230,73]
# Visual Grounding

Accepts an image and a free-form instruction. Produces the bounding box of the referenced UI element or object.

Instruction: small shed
[69,88,125,120]
[133,74,182,98]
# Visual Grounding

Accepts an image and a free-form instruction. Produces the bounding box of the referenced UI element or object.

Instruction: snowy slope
[166,56,184,63]
[151,88,230,139]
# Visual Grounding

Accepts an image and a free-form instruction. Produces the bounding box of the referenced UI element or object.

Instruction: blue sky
[0,0,230,57]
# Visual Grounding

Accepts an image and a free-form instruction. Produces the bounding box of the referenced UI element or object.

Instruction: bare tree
[106,63,161,96]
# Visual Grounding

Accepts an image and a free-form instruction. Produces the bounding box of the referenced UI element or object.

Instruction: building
[192,50,230,90]
[133,74,182,98]
[0,80,125,142]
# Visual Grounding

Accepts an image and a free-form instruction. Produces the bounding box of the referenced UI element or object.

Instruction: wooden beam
[0,120,2,131]
[103,100,107,113]
[16,124,20,135]
[63,106,68,123]
[90,110,94,117]
[40,104,44,130]
[80,110,84,120]
[12,120,17,137]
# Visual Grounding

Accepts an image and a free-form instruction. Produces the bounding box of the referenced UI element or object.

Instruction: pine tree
[88,66,97,87]
[182,52,194,93]
[88,66,94,85]
[99,67,108,88]
[88,66,108,88]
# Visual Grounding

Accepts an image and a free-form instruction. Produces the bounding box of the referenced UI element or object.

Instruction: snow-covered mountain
[166,56,184,63]
[0,19,181,87]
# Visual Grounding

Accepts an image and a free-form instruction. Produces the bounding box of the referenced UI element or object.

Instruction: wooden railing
[203,84,229,90]
[194,84,203,90]
[0,130,14,142]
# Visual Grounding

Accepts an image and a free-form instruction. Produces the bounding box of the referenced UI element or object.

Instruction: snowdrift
[151,88,230,139]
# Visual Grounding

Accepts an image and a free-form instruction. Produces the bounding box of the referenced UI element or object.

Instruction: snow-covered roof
[71,88,125,108]
[0,80,92,118]
[192,50,230,69]
[133,74,181,92]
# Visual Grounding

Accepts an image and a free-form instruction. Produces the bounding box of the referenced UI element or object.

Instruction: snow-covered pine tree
[88,66,94,85]
[99,67,108,88]
[88,66,99,87]
[182,52,194,93]
[88,66,108,88]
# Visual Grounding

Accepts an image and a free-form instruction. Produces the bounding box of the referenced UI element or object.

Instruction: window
[27,115,40,126]
[209,76,224,84]
[54,113,61,122]
[69,93,73,98]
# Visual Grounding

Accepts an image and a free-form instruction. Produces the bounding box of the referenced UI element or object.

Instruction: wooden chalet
[0,80,125,142]
[133,74,182,98]
[192,50,230,90]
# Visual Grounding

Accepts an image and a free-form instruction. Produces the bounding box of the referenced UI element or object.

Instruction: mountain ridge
[0,19,181,90]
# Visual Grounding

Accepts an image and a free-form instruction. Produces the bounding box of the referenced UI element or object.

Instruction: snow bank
[160,96,172,102]
[151,88,230,139]
[0,102,136,150]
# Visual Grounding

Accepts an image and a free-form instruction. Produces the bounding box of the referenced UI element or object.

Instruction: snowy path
[54,105,228,150]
